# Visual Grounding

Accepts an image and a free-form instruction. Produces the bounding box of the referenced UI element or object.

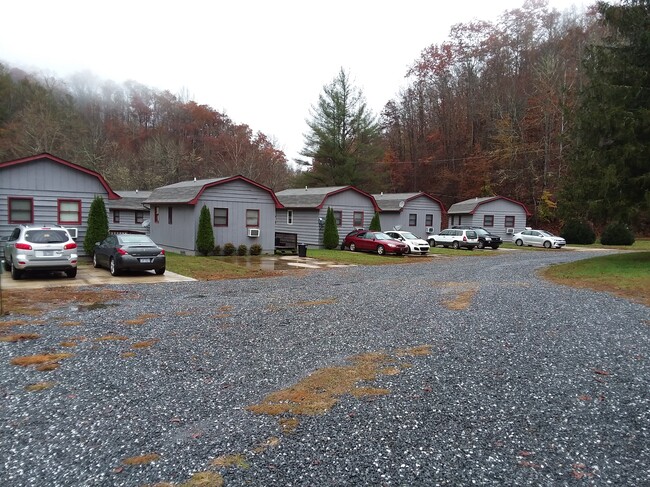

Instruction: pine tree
[84,196,109,255]
[196,204,215,256]
[322,207,340,249]
[369,212,381,231]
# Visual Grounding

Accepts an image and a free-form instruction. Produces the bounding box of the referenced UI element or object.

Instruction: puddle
[71,302,118,312]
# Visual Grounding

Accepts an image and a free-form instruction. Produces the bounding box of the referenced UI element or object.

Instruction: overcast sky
[1,0,585,165]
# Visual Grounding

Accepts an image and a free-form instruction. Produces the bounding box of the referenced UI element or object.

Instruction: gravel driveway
[1,250,648,486]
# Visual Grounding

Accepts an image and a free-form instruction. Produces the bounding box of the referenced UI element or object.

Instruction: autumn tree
[299,69,385,191]
[561,0,650,228]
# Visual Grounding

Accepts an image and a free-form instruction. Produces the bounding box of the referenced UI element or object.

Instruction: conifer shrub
[84,196,109,255]
[600,222,635,246]
[250,244,262,256]
[237,244,248,256]
[223,243,236,256]
[196,205,215,256]
[369,212,381,231]
[560,219,596,245]
[322,207,340,250]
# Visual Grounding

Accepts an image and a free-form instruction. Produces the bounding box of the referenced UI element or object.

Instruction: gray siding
[108,208,150,234]
[379,196,443,238]
[149,179,276,255]
[0,159,111,254]
[448,200,528,239]
[276,189,376,247]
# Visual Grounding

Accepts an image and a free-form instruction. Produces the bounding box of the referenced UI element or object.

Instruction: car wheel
[109,258,120,276]
[92,253,100,268]
[477,240,485,249]
[404,246,411,254]
[155,267,165,275]
[349,243,356,252]
[3,259,10,272]
[65,268,77,278]
[544,240,552,249]
[452,241,460,250]
[428,239,436,248]
[515,239,523,246]
[491,245,500,250]
[377,245,385,255]
[11,262,22,280]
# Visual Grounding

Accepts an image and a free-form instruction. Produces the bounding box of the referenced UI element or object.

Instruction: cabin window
[214,208,228,226]
[425,214,433,227]
[286,210,293,225]
[8,197,33,224]
[167,207,173,225]
[58,199,81,225]
[333,211,342,226]
[409,213,417,226]
[154,206,160,223]
[505,215,515,228]
[246,209,260,227]
[135,211,144,224]
[353,211,364,227]
[483,215,494,227]
[113,210,120,224]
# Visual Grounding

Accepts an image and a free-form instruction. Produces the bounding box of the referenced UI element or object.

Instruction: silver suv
[427,228,479,250]
[3,224,78,279]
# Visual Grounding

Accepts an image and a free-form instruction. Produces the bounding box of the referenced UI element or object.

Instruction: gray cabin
[275,186,380,248]
[107,190,151,235]
[0,153,120,253]
[145,176,281,255]
[447,196,531,239]
[373,192,446,239]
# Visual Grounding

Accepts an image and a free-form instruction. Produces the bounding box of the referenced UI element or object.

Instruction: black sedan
[93,234,166,276]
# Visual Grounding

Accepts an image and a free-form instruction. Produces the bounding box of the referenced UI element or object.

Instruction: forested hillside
[1,0,648,231]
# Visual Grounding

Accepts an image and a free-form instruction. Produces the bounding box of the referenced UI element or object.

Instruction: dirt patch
[439,283,479,310]
[2,287,128,315]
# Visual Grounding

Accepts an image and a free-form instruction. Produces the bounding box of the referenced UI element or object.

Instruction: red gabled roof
[0,153,120,199]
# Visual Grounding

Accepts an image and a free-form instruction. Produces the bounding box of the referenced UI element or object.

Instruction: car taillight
[159,249,165,255]
[463,235,467,241]
[117,247,129,255]
[15,243,32,250]
[64,242,77,250]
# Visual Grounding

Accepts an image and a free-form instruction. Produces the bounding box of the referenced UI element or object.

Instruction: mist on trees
[0,67,296,191]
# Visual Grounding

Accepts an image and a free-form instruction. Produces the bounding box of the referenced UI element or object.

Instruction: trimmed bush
[213,245,222,256]
[84,196,109,254]
[369,212,381,231]
[600,222,635,246]
[237,244,248,256]
[560,219,596,245]
[223,243,236,256]
[196,205,215,256]
[322,207,340,249]
[250,244,262,256]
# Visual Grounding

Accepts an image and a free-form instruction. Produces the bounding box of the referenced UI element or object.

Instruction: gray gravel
[1,250,648,486]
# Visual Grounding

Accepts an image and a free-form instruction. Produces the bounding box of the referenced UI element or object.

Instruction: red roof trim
[188,175,284,208]
[315,186,381,212]
[469,196,532,216]
[0,153,120,199]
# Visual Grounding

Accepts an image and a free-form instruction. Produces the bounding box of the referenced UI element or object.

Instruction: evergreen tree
[196,204,215,256]
[299,68,385,190]
[561,0,650,228]
[369,212,381,231]
[322,207,340,249]
[84,196,109,254]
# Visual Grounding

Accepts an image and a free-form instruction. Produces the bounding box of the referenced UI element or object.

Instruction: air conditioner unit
[66,228,78,239]
[506,228,514,235]
[247,228,260,237]
[426,227,434,234]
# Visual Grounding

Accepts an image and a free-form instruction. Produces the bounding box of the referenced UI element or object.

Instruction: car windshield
[24,230,68,243]
[538,231,556,237]
[400,232,419,240]
[373,232,392,240]
[119,235,154,245]
[474,229,489,236]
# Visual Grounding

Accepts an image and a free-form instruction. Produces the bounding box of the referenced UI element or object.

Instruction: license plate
[139,258,152,263]
[36,250,56,257]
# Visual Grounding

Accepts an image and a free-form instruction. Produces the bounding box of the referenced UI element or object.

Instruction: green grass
[542,251,650,306]
[165,252,274,280]
[565,238,650,251]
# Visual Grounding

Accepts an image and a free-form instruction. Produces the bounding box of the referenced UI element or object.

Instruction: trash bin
[298,243,307,257]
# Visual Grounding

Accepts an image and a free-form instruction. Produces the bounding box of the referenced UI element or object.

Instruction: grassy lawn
[542,251,650,306]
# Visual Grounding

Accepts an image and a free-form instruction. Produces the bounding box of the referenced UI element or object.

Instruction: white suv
[3,224,78,279]
[427,228,479,250]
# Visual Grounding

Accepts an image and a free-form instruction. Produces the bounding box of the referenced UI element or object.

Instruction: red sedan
[342,231,408,255]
